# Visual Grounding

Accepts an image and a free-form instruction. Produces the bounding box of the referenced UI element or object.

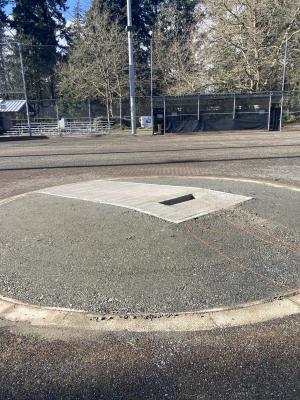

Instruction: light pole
[126,0,137,135]
[279,34,288,132]
[150,38,154,135]
[279,30,300,131]
[18,43,31,136]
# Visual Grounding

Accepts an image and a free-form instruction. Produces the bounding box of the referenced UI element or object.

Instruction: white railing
[5,120,114,136]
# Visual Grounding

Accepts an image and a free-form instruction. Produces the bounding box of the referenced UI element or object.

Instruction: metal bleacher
[5,120,114,136]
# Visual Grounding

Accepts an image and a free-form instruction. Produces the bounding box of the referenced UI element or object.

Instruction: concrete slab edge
[36,190,252,224]
[107,176,300,192]
[0,193,29,206]
[0,293,299,332]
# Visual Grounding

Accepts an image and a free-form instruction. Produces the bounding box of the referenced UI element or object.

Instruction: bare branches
[59,0,300,102]
[202,0,300,92]
[59,9,128,119]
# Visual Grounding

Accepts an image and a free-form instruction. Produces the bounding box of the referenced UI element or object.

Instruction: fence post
[267,94,272,131]
[56,100,61,136]
[88,99,92,133]
[232,94,236,120]
[163,96,166,135]
[197,95,200,121]
[18,43,31,136]
[119,96,122,129]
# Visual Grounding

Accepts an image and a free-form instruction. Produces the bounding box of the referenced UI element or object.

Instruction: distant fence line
[1,92,300,136]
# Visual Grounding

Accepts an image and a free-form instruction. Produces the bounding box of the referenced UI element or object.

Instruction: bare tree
[200,0,300,92]
[60,0,300,103]
[60,9,128,121]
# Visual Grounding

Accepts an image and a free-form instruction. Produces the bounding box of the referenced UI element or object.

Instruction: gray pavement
[0,316,299,400]
[0,131,299,399]
[0,132,300,175]
[1,131,300,204]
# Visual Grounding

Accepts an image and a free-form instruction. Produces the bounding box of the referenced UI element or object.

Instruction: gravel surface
[0,178,298,314]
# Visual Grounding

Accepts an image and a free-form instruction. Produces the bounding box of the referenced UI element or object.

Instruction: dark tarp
[153,92,284,133]
[165,116,204,133]
[165,113,268,133]
[233,113,269,130]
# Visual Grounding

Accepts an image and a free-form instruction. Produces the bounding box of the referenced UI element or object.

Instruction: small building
[0,99,26,133]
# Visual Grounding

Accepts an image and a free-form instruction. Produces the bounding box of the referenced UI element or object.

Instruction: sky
[65,0,91,18]
[5,0,92,20]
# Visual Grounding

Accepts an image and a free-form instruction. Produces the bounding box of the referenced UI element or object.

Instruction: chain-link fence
[153,93,284,134]
[1,92,300,136]
[0,96,153,135]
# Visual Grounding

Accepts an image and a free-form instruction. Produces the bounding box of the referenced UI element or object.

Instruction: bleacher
[5,120,114,136]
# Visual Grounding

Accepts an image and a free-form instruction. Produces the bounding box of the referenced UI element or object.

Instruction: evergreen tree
[157,0,197,39]
[0,2,21,98]
[0,0,8,25]
[0,1,7,96]
[92,0,197,95]
[95,0,161,47]
[68,0,84,45]
[152,0,200,95]
[12,0,69,99]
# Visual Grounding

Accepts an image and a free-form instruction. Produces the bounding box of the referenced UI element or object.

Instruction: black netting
[153,93,284,133]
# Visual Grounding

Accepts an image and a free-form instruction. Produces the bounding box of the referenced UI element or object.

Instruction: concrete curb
[0,293,299,332]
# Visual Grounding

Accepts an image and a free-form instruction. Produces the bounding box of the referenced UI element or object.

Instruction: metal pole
[126,0,136,135]
[233,94,236,120]
[150,39,154,135]
[280,34,288,132]
[88,99,92,133]
[119,96,122,129]
[18,43,31,136]
[267,94,272,131]
[163,96,166,135]
[197,95,200,120]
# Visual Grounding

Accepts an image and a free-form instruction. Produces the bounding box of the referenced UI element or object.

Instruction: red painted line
[226,219,300,256]
[245,224,300,255]
[185,223,294,291]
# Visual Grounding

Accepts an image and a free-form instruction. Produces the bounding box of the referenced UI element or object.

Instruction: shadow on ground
[0,316,299,400]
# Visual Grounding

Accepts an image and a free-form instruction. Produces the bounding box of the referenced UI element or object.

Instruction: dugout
[0,99,27,133]
[153,93,282,134]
